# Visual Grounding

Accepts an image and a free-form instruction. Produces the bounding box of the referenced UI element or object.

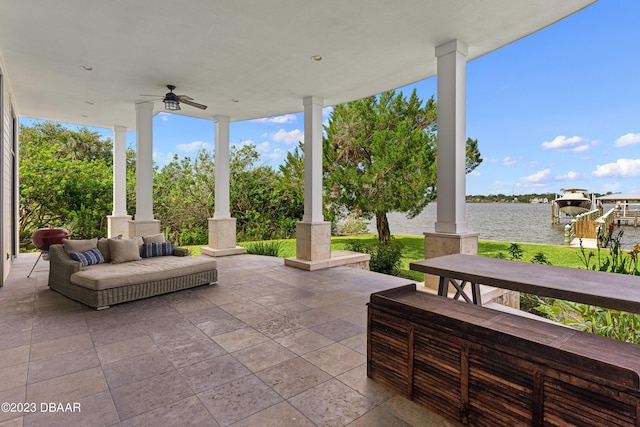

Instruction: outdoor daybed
[47,234,217,309]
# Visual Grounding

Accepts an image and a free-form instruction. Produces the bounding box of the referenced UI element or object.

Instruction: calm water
[369,203,640,249]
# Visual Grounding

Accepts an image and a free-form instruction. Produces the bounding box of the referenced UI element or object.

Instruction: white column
[135,102,154,222]
[435,39,468,234]
[303,96,324,223]
[284,96,331,268]
[213,116,230,219]
[422,39,478,292]
[201,115,245,257]
[112,125,127,216]
[107,125,132,238]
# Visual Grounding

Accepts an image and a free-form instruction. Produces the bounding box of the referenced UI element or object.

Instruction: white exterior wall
[1,56,19,285]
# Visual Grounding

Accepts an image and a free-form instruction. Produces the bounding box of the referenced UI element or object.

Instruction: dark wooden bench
[367,284,640,426]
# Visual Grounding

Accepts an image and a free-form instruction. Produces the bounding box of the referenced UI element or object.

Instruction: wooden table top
[410,254,640,313]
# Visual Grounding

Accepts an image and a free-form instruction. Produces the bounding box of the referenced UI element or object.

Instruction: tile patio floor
[0,252,456,427]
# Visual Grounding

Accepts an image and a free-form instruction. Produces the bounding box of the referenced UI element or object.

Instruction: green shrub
[245,240,283,257]
[177,226,208,246]
[337,213,369,235]
[346,239,402,276]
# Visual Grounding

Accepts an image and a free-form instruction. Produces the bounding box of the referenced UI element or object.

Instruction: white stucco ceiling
[0,0,595,130]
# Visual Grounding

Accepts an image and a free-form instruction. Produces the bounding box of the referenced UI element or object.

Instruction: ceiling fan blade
[177,95,194,101]
[180,99,208,110]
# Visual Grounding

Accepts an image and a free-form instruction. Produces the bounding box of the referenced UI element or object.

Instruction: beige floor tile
[256,357,332,399]
[29,333,94,362]
[232,340,296,372]
[212,327,269,353]
[26,367,108,403]
[0,363,27,392]
[289,378,374,427]
[0,346,29,369]
[228,401,315,427]
[274,329,334,356]
[95,335,158,365]
[303,343,366,377]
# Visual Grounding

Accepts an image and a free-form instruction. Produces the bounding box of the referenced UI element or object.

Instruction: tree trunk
[376,212,391,246]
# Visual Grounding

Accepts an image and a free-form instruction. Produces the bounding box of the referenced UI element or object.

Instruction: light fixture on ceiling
[163,85,181,111]
[310,55,323,62]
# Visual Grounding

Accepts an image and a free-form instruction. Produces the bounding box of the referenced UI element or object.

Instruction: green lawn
[220,233,590,282]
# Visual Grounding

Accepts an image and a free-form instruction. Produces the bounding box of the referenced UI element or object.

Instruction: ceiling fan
[141,85,207,111]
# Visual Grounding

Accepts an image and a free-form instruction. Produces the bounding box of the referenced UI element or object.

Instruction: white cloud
[158,112,170,121]
[233,140,255,149]
[264,147,288,164]
[554,171,580,180]
[271,128,304,144]
[255,141,271,152]
[253,114,298,124]
[176,141,212,152]
[153,151,174,166]
[592,158,640,178]
[520,168,551,183]
[571,144,592,153]
[541,135,593,152]
[614,133,640,147]
[502,156,517,166]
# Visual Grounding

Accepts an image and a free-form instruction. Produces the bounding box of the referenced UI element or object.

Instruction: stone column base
[107,215,132,238]
[201,218,246,257]
[423,231,479,291]
[129,219,161,237]
[284,221,332,270]
[285,250,370,271]
[295,221,331,261]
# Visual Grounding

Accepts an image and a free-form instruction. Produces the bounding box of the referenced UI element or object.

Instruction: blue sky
[22,0,640,197]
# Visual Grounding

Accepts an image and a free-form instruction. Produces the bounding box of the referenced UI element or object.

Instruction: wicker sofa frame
[47,244,217,309]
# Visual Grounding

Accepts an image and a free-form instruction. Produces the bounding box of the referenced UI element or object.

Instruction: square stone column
[201,218,246,257]
[285,221,339,270]
[286,221,372,271]
[423,231,478,290]
[107,215,132,238]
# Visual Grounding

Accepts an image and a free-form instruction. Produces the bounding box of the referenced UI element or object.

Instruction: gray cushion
[62,238,98,254]
[109,238,142,264]
[142,233,166,244]
[97,235,122,263]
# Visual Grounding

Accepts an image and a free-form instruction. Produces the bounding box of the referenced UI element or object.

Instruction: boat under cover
[555,188,592,216]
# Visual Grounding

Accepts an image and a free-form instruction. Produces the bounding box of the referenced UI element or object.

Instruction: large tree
[19,121,116,243]
[323,89,482,245]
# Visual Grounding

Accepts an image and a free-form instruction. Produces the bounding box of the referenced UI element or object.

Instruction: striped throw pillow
[69,247,105,266]
[141,241,175,258]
